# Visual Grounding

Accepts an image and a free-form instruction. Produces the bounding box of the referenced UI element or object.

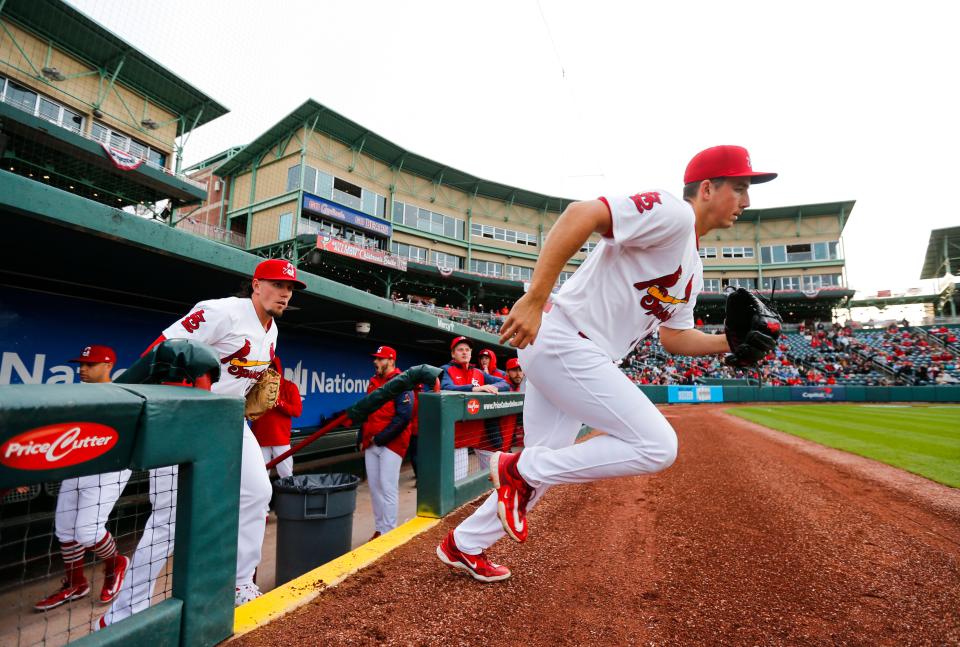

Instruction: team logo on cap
[81,347,91,357]
[281,262,296,278]
[633,265,693,323]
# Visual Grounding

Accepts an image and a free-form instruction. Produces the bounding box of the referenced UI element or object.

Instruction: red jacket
[251,379,302,446]
[440,361,509,449]
[498,380,523,451]
[360,368,414,457]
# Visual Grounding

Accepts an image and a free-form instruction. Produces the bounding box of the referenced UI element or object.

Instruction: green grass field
[729,405,960,488]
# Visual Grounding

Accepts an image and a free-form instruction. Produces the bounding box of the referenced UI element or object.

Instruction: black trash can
[273,473,360,585]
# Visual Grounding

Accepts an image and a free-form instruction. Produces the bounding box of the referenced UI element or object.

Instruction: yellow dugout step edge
[232,516,440,638]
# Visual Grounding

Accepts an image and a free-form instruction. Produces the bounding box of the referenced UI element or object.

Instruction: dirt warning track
[237,405,960,646]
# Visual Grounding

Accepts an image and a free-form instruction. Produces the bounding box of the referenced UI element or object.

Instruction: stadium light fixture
[41,67,66,82]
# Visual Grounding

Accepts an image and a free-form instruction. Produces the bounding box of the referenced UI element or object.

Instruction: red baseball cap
[254,259,307,289]
[450,336,473,351]
[505,358,521,370]
[69,345,116,364]
[684,145,777,185]
[371,345,397,360]
[478,349,495,360]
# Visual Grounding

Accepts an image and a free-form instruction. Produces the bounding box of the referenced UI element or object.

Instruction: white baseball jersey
[161,296,277,398]
[552,190,703,360]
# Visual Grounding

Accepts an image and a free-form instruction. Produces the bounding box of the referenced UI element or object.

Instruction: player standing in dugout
[96,259,305,629]
[438,145,783,581]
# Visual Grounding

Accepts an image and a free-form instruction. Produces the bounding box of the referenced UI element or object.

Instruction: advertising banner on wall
[789,386,846,401]
[317,235,407,271]
[667,385,724,404]
[302,192,392,237]
[0,288,439,427]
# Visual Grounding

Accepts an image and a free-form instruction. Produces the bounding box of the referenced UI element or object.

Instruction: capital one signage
[1,422,119,470]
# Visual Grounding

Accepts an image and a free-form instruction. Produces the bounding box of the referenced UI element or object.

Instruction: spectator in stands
[360,346,414,540]
[252,356,302,479]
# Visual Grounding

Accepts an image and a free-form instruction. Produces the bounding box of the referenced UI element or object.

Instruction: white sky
[68,0,960,297]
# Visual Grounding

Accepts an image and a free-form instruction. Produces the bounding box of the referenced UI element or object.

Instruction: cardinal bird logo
[633,266,693,322]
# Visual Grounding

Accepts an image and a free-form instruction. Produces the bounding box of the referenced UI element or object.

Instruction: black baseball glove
[723,288,783,367]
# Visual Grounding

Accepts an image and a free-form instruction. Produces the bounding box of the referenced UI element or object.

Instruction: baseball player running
[34,345,131,610]
[438,145,778,581]
[97,260,305,628]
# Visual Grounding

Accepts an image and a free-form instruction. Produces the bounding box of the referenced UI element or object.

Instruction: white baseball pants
[261,445,293,479]
[454,306,677,554]
[364,444,403,534]
[102,425,272,624]
[54,470,132,546]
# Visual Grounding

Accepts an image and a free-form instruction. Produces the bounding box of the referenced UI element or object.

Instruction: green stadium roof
[919,226,960,280]
[1,0,228,135]
[738,200,856,231]
[214,99,577,213]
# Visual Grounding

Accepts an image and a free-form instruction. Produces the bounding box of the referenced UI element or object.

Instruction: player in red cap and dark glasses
[34,346,131,611]
[98,259,306,628]
[438,146,777,582]
[359,345,414,540]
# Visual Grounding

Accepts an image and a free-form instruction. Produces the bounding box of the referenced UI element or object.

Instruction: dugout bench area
[0,382,244,647]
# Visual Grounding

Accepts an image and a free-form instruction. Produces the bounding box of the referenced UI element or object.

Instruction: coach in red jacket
[252,356,303,478]
[360,346,414,540]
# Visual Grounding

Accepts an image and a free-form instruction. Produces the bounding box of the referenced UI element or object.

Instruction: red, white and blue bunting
[100,143,144,171]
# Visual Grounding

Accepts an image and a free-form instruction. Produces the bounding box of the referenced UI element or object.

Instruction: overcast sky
[69,0,960,297]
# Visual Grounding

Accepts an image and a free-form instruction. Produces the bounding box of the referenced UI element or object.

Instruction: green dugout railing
[0,383,243,647]
[416,392,524,518]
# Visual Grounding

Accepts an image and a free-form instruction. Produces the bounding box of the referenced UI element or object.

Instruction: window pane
[444,218,455,238]
[772,246,786,263]
[361,190,376,216]
[393,201,404,223]
[278,213,293,239]
[38,97,59,123]
[829,241,839,259]
[128,140,146,160]
[62,106,82,133]
[316,171,333,199]
[110,131,127,150]
[456,220,465,240]
[6,82,37,112]
[375,195,385,218]
[286,165,301,192]
[148,149,165,168]
[760,247,771,264]
[91,122,109,143]
[744,247,754,258]
[470,223,481,236]
[303,166,317,194]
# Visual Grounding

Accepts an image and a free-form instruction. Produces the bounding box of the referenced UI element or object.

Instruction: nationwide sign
[317,235,408,271]
[302,192,392,237]
[1,422,119,470]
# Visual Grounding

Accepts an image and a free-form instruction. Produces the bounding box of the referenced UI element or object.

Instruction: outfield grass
[728,404,960,488]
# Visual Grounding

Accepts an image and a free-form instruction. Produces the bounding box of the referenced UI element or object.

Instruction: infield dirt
[235,404,960,646]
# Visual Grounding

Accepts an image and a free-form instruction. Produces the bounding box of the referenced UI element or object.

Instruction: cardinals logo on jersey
[221,339,271,379]
[634,265,693,323]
